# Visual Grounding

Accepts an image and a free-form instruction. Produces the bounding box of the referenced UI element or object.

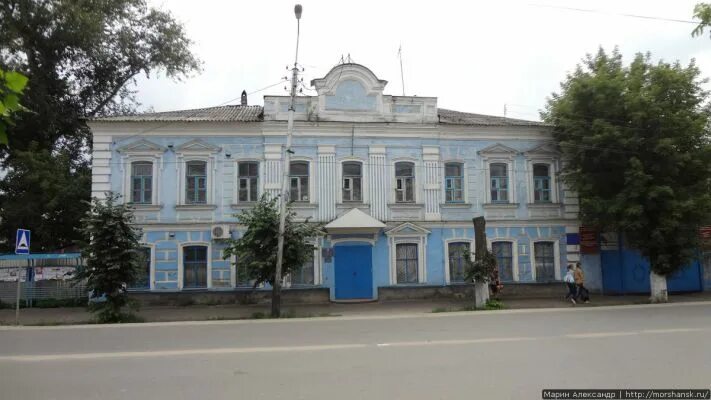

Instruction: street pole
[273,4,302,318]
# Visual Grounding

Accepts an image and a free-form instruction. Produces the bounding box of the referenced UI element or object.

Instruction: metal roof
[91,105,264,122]
[437,108,549,127]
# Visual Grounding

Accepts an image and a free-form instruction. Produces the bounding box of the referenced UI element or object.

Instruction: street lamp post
[273,4,302,318]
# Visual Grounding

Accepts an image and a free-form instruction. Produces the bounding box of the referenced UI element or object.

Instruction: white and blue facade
[90,63,584,301]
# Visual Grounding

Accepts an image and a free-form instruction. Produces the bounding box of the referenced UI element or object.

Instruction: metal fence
[0,254,86,307]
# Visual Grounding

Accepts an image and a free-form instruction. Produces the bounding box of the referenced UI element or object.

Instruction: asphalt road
[1,303,710,400]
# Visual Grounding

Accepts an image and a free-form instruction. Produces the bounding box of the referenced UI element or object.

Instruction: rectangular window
[131,162,153,204]
[289,161,309,202]
[291,258,315,286]
[533,164,551,203]
[186,161,207,204]
[238,162,259,202]
[534,242,555,282]
[342,162,362,202]
[131,247,151,289]
[445,163,464,203]
[396,243,419,283]
[395,162,415,203]
[183,245,207,288]
[448,242,469,283]
[492,242,514,282]
[490,163,509,203]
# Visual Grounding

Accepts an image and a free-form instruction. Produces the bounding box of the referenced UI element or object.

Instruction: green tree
[0,68,28,145]
[692,3,711,37]
[224,196,324,317]
[543,48,711,302]
[76,193,143,323]
[0,0,200,251]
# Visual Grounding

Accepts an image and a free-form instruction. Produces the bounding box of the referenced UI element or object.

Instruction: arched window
[342,161,362,202]
[492,241,514,282]
[447,242,470,283]
[183,245,208,289]
[289,161,309,202]
[395,162,415,203]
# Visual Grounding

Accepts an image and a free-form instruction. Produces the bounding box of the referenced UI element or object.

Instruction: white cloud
[135,0,711,120]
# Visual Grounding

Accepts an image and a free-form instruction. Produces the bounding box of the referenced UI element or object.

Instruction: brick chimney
[240,90,247,106]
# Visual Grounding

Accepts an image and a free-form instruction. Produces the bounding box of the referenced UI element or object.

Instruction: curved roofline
[310,62,387,87]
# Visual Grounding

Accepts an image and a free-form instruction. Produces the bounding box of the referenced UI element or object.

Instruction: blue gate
[601,248,702,294]
[334,245,373,300]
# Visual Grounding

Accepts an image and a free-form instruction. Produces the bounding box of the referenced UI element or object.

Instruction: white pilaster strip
[369,145,387,221]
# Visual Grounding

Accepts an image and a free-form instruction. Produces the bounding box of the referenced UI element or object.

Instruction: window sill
[388,203,424,208]
[132,204,164,212]
[175,204,218,211]
[527,202,561,208]
[291,203,317,209]
[483,203,519,209]
[440,203,472,209]
[231,202,257,210]
[337,202,369,208]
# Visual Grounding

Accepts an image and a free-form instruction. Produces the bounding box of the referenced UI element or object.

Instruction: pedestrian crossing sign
[15,229,30,255]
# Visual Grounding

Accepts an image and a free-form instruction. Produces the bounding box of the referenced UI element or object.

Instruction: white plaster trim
[289,157,314,204]
[233,158,263,204]
[443,238,474,284]
[441,159,468,204]
[391,157,421,204]
[482,158,516,204]
[122,155,163,206]
[337,157,368,204]
[330,237,377,246]
[388,228,428,284]
[525,158,559,204]
[139,242,157,290]
[177,242,212,290]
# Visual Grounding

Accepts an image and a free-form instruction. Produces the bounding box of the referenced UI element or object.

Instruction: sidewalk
[2,292,711,326]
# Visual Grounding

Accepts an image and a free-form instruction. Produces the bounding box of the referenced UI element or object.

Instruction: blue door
[334,245,373,300]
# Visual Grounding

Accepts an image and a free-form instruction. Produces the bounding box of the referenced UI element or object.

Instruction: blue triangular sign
[15,229,30,255]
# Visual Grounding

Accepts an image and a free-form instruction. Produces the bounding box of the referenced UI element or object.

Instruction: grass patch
[484,299,505,310]
[432,307,450,313]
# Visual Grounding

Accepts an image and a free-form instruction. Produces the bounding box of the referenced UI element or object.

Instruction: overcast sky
[137,0,711,121]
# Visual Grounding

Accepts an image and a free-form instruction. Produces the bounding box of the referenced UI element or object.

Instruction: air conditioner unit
[211,225,231,240]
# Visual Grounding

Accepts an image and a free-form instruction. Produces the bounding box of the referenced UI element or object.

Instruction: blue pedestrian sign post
[15,229,30,255]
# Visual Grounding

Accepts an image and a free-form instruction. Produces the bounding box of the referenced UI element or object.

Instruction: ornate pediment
[116,139,166,154]
[524,142,559,157]
[175,139,221,153]
[385,222,430,237]
[477,143,519,156]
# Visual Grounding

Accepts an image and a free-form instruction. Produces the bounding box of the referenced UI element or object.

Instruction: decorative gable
[385,222,431,237]
[116,139,166,155]
[524,143,559,157]
[175,139,221,153]
[477,143,519,156]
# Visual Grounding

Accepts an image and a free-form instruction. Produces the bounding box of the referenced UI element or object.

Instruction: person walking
[564,264,577,304]
[574,262,590,303]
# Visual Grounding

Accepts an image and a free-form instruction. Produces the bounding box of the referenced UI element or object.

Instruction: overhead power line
[528,3,699,25]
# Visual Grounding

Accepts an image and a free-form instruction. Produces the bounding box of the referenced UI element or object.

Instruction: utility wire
[527,3,699,25]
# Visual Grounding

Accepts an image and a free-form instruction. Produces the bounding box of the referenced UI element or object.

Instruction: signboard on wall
[579,226,598,254]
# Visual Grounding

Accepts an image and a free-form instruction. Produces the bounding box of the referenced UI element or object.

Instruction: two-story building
[89,63,583,301]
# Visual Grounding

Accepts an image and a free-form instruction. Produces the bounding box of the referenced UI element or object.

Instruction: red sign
[700,226,711,239]
[579,226,598,254]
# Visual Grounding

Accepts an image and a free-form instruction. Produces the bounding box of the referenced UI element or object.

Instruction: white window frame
[386,223,430,284]
[338,158,367,203]
[285,242,322,287]
[444,238,474,284]
[478,143,518,205]
[441,160,468,204]
[234,159,263,204]
[487,238,520,282]
[178,242,212,290]
[123,157,161,205]
[175,140,220,206]
[138,242,156,290]
[530,239,561,281]
[289,158,314,204]
[391,158,419,204]
[526,159,559,204]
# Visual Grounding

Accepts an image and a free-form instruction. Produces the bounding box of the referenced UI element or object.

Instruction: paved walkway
[2,292,710,325]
